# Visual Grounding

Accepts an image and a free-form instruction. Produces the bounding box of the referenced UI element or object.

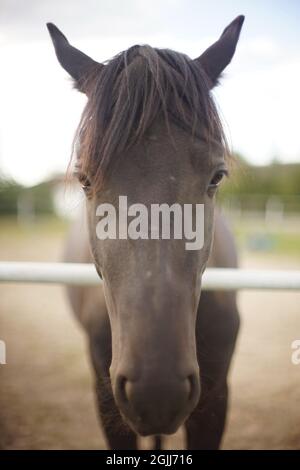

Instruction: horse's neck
[208,210,238,269]
[63,204,93,264]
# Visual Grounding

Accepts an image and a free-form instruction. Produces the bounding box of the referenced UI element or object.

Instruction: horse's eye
[77,172,91,192]
[208,169,227,189]
[81,180,91,191]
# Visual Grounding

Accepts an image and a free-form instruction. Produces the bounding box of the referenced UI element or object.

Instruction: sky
[0,0,300,186]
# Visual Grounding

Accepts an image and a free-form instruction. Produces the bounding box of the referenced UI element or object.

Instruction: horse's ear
[195,15,245,87]
[46,23,103,93]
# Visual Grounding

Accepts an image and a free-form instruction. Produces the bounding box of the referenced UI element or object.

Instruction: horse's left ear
[46,23,103,92]
[195,15,245,87]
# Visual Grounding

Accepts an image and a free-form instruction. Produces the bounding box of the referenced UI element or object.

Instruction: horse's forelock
[72,45,229,191]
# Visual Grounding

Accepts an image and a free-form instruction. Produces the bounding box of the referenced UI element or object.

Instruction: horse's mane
[73,45,228,188]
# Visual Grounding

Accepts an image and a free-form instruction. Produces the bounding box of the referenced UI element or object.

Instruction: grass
[0,216,68,240]
[0,213,299,257]
[230,216,300,257]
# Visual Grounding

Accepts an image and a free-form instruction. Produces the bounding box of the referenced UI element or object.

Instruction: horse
[47,15,244,450]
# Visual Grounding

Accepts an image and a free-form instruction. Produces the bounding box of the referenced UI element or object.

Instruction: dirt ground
[0,221,300,449]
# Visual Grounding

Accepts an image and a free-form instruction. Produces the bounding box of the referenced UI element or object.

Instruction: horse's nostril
[124,379,134,403]
[187,373,200,406]
[116,375,129,404]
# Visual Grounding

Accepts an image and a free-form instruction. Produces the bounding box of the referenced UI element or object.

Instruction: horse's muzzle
[114,371,200,436]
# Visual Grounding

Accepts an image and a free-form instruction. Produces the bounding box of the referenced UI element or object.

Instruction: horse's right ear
[46,23,103,93]
[195,15,245,87]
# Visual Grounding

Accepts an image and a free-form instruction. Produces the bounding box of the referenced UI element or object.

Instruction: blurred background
[0,0,300,450]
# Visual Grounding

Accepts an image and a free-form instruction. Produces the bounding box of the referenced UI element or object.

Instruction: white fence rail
[0,262,300,290]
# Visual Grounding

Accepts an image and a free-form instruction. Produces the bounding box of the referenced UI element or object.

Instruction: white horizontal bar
[0,262,300,290]
[0,262,99,286]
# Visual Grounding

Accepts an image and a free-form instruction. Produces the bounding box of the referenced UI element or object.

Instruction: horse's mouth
[123,412,184,437]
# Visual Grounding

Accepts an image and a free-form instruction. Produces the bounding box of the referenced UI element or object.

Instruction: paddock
[0,220,300,449]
